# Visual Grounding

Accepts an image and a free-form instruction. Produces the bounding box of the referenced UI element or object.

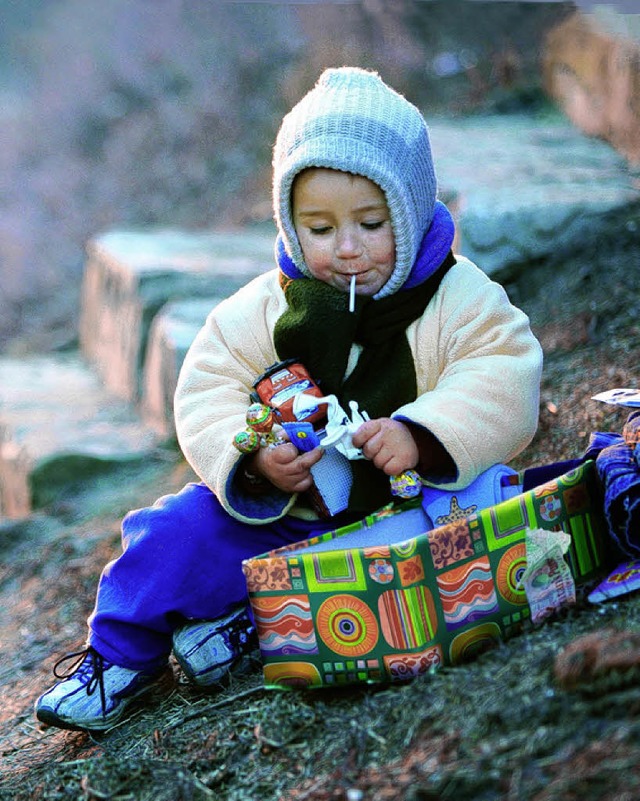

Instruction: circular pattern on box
[449,622,502,664]
[317,595,379,657]
[391,538,418,559]
[368,559,394,584]
[539,493,563,522]
[496,543,528,605]
[263,661,322,689]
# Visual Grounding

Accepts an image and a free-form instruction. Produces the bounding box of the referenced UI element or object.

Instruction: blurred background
[0,0,632,355]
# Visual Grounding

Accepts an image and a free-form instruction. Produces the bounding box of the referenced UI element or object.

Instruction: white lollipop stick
[349,274,356,313]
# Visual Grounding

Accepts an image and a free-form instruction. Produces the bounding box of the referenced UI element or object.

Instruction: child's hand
[250,442,324,494]
[351,417,419,476]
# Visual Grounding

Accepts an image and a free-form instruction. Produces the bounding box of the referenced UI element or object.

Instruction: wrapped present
[242,461,608,689]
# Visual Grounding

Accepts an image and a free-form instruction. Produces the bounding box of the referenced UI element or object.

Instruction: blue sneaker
[35,647,173,732]
[172,605,259,688]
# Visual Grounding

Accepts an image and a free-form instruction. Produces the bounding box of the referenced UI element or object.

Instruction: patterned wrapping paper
[242,461,607,690]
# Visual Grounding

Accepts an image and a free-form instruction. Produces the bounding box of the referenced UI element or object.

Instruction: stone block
[543,9,640,165]
[0,355,158,520]
[79,228,274,403]
[429,115,640,278]
[141,297,222,439]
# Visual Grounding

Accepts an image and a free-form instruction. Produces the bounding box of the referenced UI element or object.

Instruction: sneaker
[35,647,173,732]
[172,605,259,688]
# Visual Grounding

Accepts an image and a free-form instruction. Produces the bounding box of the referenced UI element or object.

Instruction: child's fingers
[299,446,324,469]
[352,418,419,475]
[351,419,382,449]
[268,442,300,465]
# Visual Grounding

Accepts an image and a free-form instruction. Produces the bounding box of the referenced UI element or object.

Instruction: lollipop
[233,428,260,454]
[246,403,275,434]
[390,469,423,499]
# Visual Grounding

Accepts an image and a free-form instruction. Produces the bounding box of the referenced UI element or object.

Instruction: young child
[35,67,543,732]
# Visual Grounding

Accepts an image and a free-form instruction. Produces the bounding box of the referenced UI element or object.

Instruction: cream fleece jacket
[174,256,543,525]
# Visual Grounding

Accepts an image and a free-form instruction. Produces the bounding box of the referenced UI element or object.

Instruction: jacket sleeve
[394,258,543,489]
[173,272,298,524]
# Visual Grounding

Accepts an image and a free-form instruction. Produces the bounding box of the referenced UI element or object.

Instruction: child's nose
[335,227,362,258]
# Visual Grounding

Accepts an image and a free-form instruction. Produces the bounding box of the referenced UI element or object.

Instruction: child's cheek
[301,240,334,280]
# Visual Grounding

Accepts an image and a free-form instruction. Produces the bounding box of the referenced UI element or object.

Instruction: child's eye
[309,226,332,235]
[362,220,386,231]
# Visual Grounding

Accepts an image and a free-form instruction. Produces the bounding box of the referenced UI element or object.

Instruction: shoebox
[242,461,607,690]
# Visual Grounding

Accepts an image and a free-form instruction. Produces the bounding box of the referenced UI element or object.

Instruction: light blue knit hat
[273,67,438,298]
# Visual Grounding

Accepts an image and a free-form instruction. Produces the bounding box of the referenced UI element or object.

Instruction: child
[35,67,543,732]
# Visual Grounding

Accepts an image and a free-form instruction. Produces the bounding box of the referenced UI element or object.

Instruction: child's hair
[272,67,439,298]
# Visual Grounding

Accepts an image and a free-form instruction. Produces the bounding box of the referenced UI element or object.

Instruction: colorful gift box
[242,461,608,690]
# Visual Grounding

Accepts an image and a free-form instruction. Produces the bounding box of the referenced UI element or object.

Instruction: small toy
[252,360,325,424]
[292,393,367,460]
[236,362,427,504]
[292,392,424,500]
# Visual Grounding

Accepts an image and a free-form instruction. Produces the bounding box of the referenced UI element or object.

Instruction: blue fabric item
[420,463,520,529]
[276,200,456,292]
[595,412,640,558]
[280,421,322,451]
[520,430,619,492]
[88,482,359,671]
[587,430,621,456]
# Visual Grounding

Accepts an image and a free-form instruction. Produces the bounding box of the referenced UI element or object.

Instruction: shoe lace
[53,647,109,718]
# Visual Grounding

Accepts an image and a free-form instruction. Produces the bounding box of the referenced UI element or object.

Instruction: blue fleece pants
[88,482,351,671]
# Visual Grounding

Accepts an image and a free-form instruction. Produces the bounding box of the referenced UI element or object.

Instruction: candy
[390,469,423,499]
[246,402,275,433]
[233,428,260,453]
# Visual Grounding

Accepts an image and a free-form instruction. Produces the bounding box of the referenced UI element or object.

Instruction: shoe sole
[36,667,175,732]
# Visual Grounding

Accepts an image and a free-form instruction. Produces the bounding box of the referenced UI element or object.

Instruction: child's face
[292,168,395,296]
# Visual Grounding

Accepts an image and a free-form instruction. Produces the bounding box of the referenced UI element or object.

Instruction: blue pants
[88,482,352,671]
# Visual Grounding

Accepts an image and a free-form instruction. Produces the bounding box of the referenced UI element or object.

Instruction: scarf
[273,209,455,513]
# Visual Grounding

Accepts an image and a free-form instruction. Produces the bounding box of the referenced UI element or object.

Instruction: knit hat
[273,67,438,298]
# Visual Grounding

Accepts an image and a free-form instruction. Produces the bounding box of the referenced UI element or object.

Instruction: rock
[543,7,640,166]
[79,228,275,403]
[0,355,158,519]
[141,297,223,439]
[429,114,640,278]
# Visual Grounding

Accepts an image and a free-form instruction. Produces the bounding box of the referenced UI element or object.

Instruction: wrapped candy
[390,469,423,499]
[233,403,286,453]
[233,428,260,454]
[246,403,275,434]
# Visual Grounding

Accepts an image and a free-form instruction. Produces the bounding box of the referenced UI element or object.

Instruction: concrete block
[141,297,223,439]
[429,115,640,278]
[543,9,640,165]
[0,355,158,519]
[79,228,274,403]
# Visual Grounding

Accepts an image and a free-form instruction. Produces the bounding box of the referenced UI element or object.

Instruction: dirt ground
[0,208,638,800]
